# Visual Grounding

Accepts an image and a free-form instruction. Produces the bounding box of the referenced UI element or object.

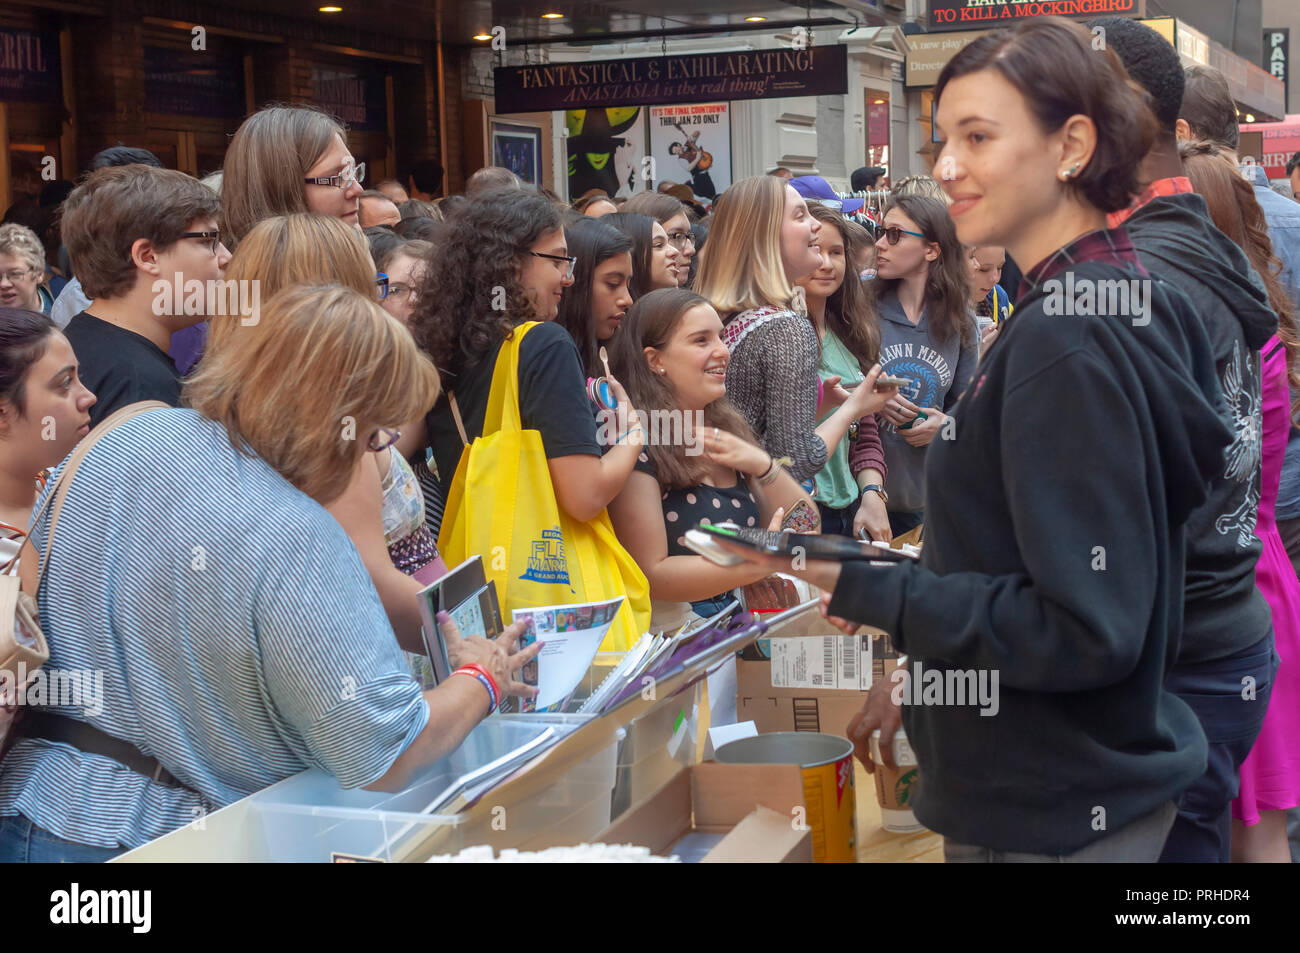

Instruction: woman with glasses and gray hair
[0,224,53,316]
[221,104,367,249]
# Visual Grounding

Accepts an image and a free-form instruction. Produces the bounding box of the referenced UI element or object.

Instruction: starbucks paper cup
[869,728,923,833]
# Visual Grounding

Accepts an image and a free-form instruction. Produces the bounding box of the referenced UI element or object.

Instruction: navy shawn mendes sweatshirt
[828,233,1230,854]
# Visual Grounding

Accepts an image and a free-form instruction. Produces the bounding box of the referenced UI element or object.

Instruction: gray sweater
[723,307,827,483]
[875,289,978,513]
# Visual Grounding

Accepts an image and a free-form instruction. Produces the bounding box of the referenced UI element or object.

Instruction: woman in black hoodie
[709,16,1231,861]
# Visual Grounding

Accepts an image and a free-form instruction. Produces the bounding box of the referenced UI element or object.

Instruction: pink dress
[1234,334,1300,824]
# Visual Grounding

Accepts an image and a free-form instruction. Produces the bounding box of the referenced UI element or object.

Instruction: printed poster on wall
[565,107,648,202]
[647,103,731,204]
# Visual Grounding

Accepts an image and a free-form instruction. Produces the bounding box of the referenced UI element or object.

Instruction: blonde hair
[221,105,346,246]
[891,175,952,206]
[187,284,439,504]
[693,175,800,318]
[0,223,46,277]
[207,213,375,353]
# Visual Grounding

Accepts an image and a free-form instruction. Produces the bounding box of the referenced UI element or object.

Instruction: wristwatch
[860,483,888,505]
[847,420,859,441]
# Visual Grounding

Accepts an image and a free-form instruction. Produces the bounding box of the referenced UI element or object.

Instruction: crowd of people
[0,14,1297,864]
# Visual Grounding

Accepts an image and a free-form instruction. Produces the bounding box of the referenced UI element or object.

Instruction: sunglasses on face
[880,226,926,245]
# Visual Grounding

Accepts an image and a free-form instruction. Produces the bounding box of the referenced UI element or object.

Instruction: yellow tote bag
[437,322,650,651]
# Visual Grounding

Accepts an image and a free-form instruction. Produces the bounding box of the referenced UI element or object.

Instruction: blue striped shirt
[0,409,430,850]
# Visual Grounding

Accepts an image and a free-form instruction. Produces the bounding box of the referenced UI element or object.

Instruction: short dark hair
[89,146,163,171]
[851,166,885,191]
[393,216,440,241]
[1288,152,1300,176]
[1180,66,1239,150]
[1089,16,1184,131]
[61,165,222,299]
[409,158,444,194]
[0,306,57,417]
[936,17,1157,213]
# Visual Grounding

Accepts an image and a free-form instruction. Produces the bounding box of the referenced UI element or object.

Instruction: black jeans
[888,509,923,537]
[1159,636,1278,863]
[817,501,858,538]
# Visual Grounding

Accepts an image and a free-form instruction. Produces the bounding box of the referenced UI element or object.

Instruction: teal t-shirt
[814,329,864,510]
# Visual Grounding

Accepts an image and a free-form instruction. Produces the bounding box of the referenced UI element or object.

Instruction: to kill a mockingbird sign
[927,0,1140,33]
[494,45,848,113]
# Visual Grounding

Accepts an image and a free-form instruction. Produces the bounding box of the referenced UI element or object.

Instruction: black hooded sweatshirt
[828,231,1229,854]
[1123,192,1278,664]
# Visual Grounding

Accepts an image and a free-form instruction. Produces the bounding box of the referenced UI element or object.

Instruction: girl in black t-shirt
[412,189,644,528]
[607,288,812,618]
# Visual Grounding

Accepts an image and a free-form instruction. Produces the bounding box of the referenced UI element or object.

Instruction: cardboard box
[736,656,867,737]
[597,762,812,862]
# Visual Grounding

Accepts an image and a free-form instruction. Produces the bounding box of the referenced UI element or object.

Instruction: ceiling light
[473,33,492,40]
[542,12,564,18]
[1245,113,1256,122]
[744,16,767,22]
[319,5,342,11]
[873,98,885,104]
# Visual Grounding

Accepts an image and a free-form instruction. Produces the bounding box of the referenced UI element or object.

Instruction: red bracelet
[458,663,500,703]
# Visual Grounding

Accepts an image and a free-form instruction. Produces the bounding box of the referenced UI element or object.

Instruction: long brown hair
[220,104,346,247]
[608,287,758,490]
[868,193,972,347]
[1179,139,1300,418]
[803,204,881,370]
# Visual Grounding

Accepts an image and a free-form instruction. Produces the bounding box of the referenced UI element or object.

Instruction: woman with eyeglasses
[622,192,697,287]
[415,189,645,534]
[221,104,366,249]
[869,193,978,537]
[797,204,891,541]
[365,230,432,328]
[601,212,683,297]
[694,174,896,488]
[206,213,442,664]
[0,224,53,316]
[554,216,634,379]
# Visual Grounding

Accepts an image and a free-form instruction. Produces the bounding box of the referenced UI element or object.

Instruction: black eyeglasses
[375,272,390,299]
[880,226,926,246]
[181,231,224,256]
[530,251,577,279]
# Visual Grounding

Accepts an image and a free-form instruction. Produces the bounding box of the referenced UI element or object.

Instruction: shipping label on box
[769,635,872,690]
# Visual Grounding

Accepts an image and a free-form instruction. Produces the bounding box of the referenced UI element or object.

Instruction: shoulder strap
[28,401,169,591]
[482,322,539,436]
[448,392,469,448]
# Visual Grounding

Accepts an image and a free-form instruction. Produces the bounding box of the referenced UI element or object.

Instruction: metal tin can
[715,732,856,863]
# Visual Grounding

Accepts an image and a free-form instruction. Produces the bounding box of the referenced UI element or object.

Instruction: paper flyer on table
[513,596,626,712]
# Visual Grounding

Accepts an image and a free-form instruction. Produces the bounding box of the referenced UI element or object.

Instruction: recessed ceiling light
[744,16,767,22]
[319,5,342,12]
[473,33,492,40]
[542,12,564,18]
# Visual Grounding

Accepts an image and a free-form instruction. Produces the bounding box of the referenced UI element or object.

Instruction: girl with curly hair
[413,188,644,528]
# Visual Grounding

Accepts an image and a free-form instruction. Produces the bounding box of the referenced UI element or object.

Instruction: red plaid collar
[1018,227,1146,301]
[1106,176,1194,228]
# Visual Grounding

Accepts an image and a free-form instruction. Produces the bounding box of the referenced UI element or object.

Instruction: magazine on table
[578,599,740,715]
[510,596,626,713]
